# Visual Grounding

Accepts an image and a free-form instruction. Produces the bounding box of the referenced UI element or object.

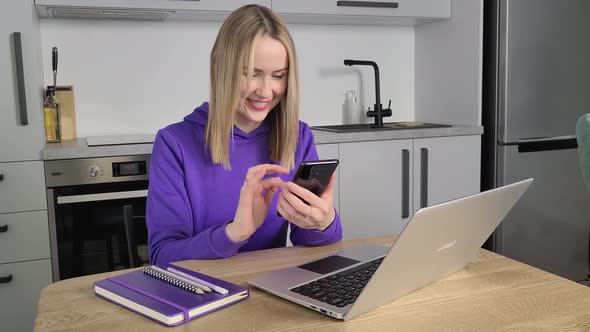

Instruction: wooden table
[35,236,590,331]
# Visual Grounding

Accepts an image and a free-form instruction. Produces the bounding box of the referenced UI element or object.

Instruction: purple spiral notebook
[94,264,249,326]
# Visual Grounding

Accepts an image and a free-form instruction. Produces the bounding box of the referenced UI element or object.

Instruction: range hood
[47,8,173,21]
[35,0,270,21]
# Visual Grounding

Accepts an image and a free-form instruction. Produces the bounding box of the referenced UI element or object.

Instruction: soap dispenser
[344,90,361,125]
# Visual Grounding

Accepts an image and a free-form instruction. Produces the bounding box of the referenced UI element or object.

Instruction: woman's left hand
[277,173,337,231]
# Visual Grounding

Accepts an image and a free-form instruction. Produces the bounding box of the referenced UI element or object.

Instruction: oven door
[47,180,148,281]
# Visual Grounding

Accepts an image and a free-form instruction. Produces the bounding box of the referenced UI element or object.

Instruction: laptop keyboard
[290,257,384,308]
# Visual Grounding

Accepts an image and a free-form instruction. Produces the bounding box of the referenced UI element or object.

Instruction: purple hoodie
[147,102,343,265]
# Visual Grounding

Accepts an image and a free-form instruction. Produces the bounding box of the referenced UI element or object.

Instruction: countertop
[35,235,590,331]
[42,125,483,160]
[42,138,154,160]
[311,124,482,145]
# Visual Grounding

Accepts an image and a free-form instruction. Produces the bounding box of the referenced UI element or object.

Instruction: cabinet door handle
[337,1,399,9]
[0,274,12,284]
[420,148,429,208]
[0,225,7,233]
[12,32,28,126]
[401,149,409,218]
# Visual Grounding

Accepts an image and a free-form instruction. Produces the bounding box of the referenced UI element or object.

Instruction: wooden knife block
[55,85,77,140]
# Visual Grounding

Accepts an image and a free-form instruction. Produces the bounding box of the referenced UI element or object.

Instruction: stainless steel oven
[45,155,150,281]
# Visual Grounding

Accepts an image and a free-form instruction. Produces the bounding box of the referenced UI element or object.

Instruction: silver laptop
[249,179,533,320]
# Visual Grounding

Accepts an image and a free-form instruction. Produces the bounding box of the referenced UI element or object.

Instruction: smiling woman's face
[235,35,288,133]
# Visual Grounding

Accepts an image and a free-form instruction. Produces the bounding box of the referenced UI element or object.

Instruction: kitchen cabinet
[1,0,45,162]
[272,0,451,25]
[0,167,50,328]
[0,259,52,332]
[35,0,450,25]
[35,0,272,20]
[415,0,483,126]
[0,211,51,264]
[332,134,481,240]
[338,139,413,239]
[1,1,51,330]
[0,161,47,214]
[412,135,480,213]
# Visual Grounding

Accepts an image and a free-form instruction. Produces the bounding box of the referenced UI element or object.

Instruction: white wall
[40,19,414,137]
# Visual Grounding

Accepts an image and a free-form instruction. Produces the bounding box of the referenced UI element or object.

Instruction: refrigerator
[482,0,590,281]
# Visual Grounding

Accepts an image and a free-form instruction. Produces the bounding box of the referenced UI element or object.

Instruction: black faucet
[344,59,392,128]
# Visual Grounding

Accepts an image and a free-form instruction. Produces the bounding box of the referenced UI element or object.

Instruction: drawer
[0,161,46,213]
[0,211,50,264]
[0,259,52,332]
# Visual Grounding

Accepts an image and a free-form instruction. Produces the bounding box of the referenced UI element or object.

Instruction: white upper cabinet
[35,0,271,20]
[272,0,451,25]
[35,0,450,25]
[1,0,45,162]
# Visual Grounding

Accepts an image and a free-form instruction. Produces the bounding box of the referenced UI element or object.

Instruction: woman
[147,4,342,265]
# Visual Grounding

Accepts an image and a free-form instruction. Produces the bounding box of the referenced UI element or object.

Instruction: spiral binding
[142,266,201,294]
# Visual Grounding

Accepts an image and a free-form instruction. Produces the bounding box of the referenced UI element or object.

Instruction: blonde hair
[206,4,299,170]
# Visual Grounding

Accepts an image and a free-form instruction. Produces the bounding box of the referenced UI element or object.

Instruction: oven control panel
[112,160,147,177]
[89,166,100,177]
[45,155,151,187]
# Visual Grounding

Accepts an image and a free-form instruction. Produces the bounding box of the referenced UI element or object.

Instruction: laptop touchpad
[298,255,360,275]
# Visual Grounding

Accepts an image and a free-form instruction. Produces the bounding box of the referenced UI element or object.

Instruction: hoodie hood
[184,102,272,139]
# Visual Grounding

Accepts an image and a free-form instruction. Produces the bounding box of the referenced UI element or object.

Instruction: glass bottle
[44,86,61,143]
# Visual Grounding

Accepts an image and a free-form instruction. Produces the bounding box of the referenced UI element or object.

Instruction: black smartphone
[278,159,339,217]
[292,159,339,198]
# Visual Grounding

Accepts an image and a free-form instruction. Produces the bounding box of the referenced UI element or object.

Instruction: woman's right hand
[226,164,288,242]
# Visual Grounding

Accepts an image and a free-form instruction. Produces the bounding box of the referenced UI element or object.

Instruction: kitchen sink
[312,122,451,133]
